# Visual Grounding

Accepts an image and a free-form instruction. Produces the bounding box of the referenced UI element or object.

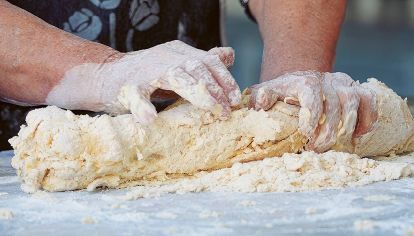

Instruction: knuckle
[183,59,204,71]
[206,54,221,63]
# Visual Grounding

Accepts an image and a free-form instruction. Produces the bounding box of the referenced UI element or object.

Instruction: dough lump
[9,79,414,193]
[10,101,305,192]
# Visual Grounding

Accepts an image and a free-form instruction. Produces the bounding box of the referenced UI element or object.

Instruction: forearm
[0,0,120,105]
[250,0,347,82]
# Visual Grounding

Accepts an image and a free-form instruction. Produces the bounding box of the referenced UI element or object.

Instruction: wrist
[46,47,124,111]
[260,40,335,82]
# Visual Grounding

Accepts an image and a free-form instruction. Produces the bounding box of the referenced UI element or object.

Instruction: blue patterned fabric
[8,0,221,51]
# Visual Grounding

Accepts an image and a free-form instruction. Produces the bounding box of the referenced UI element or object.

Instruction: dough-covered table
[1,150,414,236]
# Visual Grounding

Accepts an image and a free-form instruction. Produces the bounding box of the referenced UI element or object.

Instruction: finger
[158,66,225,118]
[208,47,235,68]
[249,72,323,137]
[307,75,341,152]
[353,86,378,137]
[118,85,158,124]
[292,76,324,138]
[330,73,360,146]
[183,60,231,116]
[162,40,205,57]
[203,55,241,107]
[248,85,279,111]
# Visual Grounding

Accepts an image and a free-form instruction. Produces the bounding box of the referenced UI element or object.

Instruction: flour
[154,211,178,219]
[0,208,14,220]
[198,210,221,219]
[238,200,257,207]
[364,194,396,202]
[405,226,414,236]
[81,216,96,224]
[354,219,376,231]
[123,151,412,200]
[305,207,318,215]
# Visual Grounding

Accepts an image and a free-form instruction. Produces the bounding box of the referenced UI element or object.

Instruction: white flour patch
[0,208,14,220]
[364,194,396,202]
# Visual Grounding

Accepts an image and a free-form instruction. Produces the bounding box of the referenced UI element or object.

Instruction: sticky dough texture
[9,79,414,192]
[332,79,414,155]
[10,102,305,192]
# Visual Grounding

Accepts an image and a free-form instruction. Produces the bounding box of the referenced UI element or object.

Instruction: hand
[46,40,241,124]
[246,71,378,152]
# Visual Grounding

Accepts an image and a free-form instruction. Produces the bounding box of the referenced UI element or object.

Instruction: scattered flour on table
[154,211,177,219]
[305,207,318,215]
[81,216,97,224]
[198,210,221,219]
[0,208,14,220]
[364,194,396,202]
[405,226,414,236]
[123,151,412,200]
[238,200,257,207]
[354,219,376,231]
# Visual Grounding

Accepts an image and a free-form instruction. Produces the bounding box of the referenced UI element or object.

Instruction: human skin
[0,0,377,152]
[0,0,240,123]
[249,0,347,81]
[0,0,120,105]
[247,0,379,152]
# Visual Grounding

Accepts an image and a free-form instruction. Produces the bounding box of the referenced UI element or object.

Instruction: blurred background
[225,0,414,99]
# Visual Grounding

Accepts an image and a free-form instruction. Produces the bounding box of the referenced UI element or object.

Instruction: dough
[10,100,305,192]
[0,208,14,220]
[9,79,414,193]
[122,151,411,199]
[354,219,376,232]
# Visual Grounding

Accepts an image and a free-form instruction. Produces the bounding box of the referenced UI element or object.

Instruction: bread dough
[9,79,414,193]
[10,100,305,192]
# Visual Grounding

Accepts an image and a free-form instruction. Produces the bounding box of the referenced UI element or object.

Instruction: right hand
[246,71,378,152]
[46,40,241,124]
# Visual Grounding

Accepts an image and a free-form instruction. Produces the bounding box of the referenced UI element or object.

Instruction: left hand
[245,71,378,152]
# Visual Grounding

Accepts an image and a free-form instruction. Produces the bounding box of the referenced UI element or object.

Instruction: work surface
[1,151,414,236]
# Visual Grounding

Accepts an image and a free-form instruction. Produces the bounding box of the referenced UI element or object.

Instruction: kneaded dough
[9,79,414,193]
[10,101,305,192]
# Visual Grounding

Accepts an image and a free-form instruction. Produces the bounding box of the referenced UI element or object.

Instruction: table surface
[1,151,414,236]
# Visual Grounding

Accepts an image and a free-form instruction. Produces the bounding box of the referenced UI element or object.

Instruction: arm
[247,0,378,153]
[0,0,119,105]
[0,1,240,123]
[249,0,347,81]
